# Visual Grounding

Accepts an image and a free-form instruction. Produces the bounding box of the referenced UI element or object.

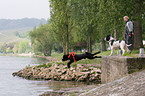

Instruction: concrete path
[80,70,145,96]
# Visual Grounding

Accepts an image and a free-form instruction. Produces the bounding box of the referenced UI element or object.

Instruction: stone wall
[101,56,145,84]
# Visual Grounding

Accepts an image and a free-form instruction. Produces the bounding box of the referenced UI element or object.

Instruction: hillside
[0,18,47,30]
[0,27,32,44]
[0,18,47,44]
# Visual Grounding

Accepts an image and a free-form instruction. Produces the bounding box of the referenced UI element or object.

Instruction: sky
[0,0,50,20]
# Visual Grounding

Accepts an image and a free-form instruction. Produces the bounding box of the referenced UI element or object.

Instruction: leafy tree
[48,0,144,52]
[13,43,19,54]
[97,0,145,50]
[29,23,55,56]
[18,40,29,53]
[6,47,13,53]
[70,0,99,52]
[0,43,7,53]
[50,0,75,54]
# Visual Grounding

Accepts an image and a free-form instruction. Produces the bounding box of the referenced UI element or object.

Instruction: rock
[62,69,67,74]
[63,65,67,69]
[70,67,75,71]
[82,68,88,72]
[72,70,76,73]
[94,69,101,74]
[60,75,65,81]
[65,75,72,81]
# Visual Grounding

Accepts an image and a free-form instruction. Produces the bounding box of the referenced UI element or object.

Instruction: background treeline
[29,0,145,56]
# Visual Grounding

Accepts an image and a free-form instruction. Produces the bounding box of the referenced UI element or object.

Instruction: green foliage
[50,0,75,54]
[18,40,29,53]
[49,0,144,53]
[6,47,13,53]
[29,23,55,56]
[28,0,145,54]
[14,31,30,39]
[12,40,31,54]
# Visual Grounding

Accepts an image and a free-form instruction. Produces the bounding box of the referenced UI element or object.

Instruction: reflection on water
[0,56,94,96]
[46,81,93,91]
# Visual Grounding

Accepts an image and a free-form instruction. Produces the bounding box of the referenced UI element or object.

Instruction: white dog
[104,35,128,56]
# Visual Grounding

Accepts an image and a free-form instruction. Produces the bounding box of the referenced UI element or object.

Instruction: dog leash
[68,52,76,62]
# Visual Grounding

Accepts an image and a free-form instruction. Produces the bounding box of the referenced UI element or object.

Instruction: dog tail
[93,51,101,55]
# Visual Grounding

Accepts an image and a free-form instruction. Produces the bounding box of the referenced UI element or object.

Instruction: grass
[51,51,102,65]
[51,52,63,59]
[50,49,142,66]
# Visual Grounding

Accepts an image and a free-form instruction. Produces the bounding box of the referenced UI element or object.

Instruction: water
[0,56,92,96]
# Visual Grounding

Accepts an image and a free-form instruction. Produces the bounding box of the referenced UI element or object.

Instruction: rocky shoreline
[12,62,101,82]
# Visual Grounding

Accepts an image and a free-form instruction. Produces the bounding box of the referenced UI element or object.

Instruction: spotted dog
[62,51,101,68]
[104,35,128,56]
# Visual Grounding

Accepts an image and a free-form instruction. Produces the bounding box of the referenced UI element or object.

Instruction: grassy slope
[0,27,33,45]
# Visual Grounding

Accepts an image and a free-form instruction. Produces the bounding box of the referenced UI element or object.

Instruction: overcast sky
[0,0,50,20]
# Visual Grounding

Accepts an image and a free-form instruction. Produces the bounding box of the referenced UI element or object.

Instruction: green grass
[51,52,63,58]
[50,49,142,66]
[99,49,141,57]
[51,51,102,65]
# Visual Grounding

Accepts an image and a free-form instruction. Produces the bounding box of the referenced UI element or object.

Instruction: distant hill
[0,27,32,44]
[0,18,47,44]
[0,18,47,30]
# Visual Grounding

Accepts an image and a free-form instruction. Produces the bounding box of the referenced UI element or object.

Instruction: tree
[18,40,29,53]
[131,0,144,49]
[29,23,55,56]
[50,0,73,55]
[70,0,99,52]
[48,0,144,52]
[97,0,145,50]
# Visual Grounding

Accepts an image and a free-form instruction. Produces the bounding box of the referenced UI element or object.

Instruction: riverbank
[33,55,60,62]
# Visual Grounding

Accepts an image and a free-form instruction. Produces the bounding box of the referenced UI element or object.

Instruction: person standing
[123,16,134,52]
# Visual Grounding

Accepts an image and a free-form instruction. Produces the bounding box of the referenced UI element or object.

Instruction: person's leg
[127,35,132,50]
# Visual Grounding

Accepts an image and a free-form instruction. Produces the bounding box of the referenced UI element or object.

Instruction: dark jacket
[125,20,133,35]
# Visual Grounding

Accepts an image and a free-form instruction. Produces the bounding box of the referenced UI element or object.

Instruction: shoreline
[12,62,101,96]
[10,53,102,95]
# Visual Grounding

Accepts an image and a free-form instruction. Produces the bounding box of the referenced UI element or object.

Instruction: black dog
[62,51,101,68]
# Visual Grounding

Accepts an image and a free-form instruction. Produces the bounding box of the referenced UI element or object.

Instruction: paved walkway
[80,70,145,96]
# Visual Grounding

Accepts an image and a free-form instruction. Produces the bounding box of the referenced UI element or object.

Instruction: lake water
[0,56,92,96]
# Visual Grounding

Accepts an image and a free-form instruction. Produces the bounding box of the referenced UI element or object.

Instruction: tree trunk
[44,48,51,56]
[133,20,143,49]
[132,0,144,49]
[87,31,92,53]
[101,38,106,51]
[63,45,66,55]
[65,24,69,54]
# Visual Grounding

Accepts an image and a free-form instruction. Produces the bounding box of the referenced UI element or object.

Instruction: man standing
[123,16,134,52]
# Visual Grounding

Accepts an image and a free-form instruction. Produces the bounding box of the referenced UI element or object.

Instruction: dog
[62,51,101,68]
[104,35,128,56]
